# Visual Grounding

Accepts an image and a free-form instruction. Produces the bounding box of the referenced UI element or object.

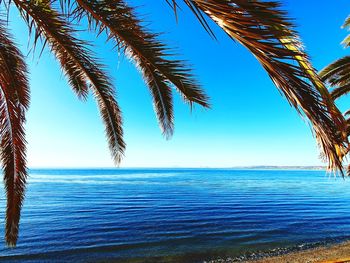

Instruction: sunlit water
[0,169,350,262]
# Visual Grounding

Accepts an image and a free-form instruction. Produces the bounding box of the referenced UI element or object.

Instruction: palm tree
[320,15,350,173]
[1,0,346,246]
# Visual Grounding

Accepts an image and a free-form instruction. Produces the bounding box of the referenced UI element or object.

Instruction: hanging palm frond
[320,56,350,100]
[70,0,209,136]
[14,0,125,164]
[0,21,30,246]
[320,16,350,92]
[169,0,347,172]
[342,16,350,47]
[320,16,350,148]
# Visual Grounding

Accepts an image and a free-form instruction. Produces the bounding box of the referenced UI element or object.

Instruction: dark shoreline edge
[207,238,350,263]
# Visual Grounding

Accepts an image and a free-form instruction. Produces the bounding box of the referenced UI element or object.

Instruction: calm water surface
[0,169,350,262]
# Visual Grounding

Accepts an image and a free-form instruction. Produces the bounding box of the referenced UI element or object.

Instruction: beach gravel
[207,241,350,263]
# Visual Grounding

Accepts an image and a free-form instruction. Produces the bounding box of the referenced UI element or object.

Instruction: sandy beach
[246,241,350,263]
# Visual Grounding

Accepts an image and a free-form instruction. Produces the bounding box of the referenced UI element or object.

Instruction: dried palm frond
[22,0,89,100]
[71,0,209,136]
[342,16,350,47]
[14,0,125,164]
[0,21,30,246]
[320,17,350,94]
[169,0,347,172]
[320,17,350,146]
[320,56,350,100]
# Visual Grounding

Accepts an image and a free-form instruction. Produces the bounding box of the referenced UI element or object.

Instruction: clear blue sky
[9,1,350,167]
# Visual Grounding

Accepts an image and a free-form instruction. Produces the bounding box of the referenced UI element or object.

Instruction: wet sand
[248,241,350,263]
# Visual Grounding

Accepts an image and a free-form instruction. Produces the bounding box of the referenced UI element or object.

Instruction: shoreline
[245,240,350,262]
[204,239,350,263]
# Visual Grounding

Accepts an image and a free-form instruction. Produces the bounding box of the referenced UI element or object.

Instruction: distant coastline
[232,165,326,170]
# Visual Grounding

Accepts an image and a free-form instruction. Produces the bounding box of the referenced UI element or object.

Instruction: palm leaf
[14,0,125,164]
[21,0,89,100]
[0,21,30,246]
[170,0,347,172]
[320,17,350,143]
[320,56,350,100]
[342,16,350,47]
[344,109,350,117]
[330,83,350,101]
[71,0,209,136]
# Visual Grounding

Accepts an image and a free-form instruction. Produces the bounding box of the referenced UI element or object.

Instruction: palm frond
[320,56,350,100]
[342,16,350,47]
[0,21,30,246]
[320,56,350,85]
[170,0,347,172]
[19,0,89,100]
[344,109,350,117]
[330,84,350,101]
[14,0,125,164]
[72,0,210,136]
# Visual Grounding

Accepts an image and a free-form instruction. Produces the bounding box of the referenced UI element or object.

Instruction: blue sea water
[0,169,350,262]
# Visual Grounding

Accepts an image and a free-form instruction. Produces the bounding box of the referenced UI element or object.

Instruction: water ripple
[0,169,349,262]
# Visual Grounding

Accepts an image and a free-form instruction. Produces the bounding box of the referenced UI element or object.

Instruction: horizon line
[27,165,327,170]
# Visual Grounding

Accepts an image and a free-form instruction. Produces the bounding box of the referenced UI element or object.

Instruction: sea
[0,169,350,262]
